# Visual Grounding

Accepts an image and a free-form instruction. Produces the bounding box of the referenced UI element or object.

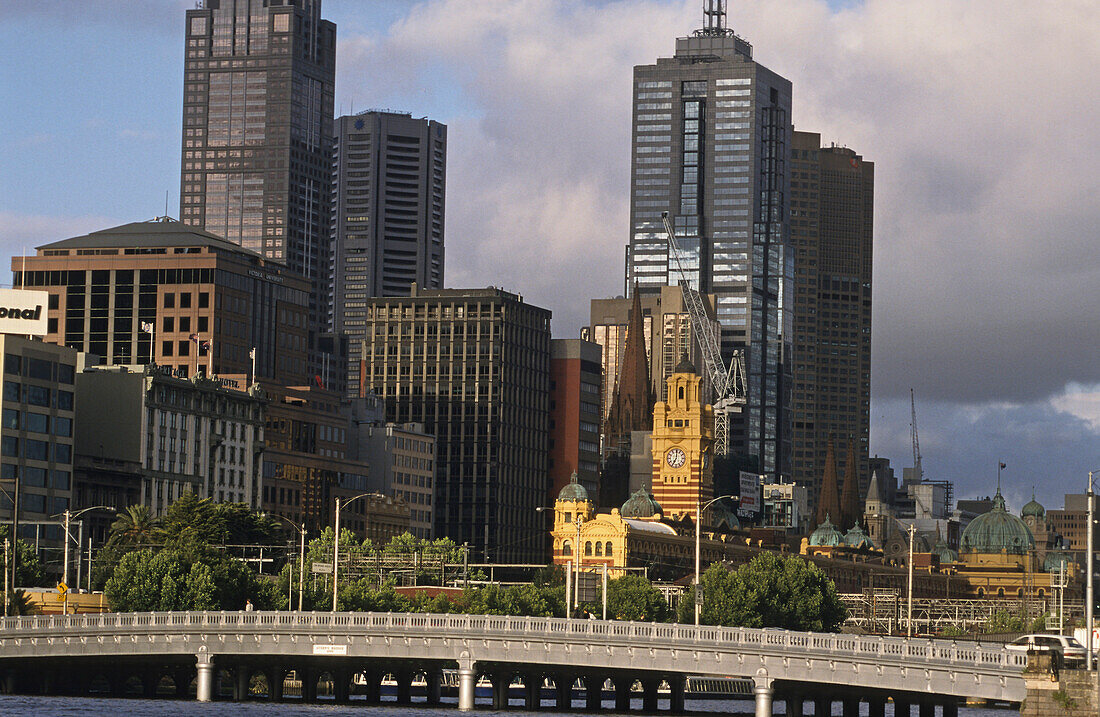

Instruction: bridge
[0,611,1026,715]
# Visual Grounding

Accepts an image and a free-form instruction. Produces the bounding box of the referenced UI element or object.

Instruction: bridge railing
[0,611,1027,672]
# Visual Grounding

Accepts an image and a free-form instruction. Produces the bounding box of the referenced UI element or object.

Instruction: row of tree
[67,494,849,631]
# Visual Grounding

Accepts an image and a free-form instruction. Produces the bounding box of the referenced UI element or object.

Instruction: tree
[0,526,47,587]
[599,574,670,622]
[679,554,847,632]
[105,547,268,612]
[106,505,159,548]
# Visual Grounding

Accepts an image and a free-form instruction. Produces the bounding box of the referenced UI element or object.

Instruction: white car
[1005,634,1087,668]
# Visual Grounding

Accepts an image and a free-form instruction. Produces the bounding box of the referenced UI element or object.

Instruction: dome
[932,536,958,564]
[960,493,1036,555]
[556,471,589,502]
[621,488,663,518]
[1044,551,1073,573]
[673,352,696,374]
[710,500,740,531]
[843,523,874,550]
[1021,496,1045,520]
[809,515,843,547]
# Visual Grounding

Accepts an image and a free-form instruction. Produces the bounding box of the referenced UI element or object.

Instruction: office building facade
[790,131,873,512]
[0,336,78,545]
[359,287,551,563]
[180,0,336,358]
[548,339,602,502]
[14,219,310,386]
[75,365,265,517]
[627,11,793,477]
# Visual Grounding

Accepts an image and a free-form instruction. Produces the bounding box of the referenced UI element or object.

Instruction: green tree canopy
[107,505,160,548]
[598,574,670,622]
[679,554,846,632]
[105,547,270,612]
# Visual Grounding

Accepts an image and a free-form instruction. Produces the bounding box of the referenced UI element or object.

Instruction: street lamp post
[333,493,374,612]
[694,494,737,626]
[267,513,307,611]
[907,523,916,638]
[1088,471,1097,671]
[60,506,115,614]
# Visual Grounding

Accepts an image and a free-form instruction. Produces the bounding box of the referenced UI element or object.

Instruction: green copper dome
[960,493,1036,555]
[932,536,958,564]
[1044,551,1073,573]
[621,488,662,518]
[1021,496,1045,519]
[557,471,589,502]
[843,523,873,550]
[809,515,843,547]
[710,500,740,531]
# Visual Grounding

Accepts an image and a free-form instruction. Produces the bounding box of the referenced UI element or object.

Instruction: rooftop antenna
[698,0,735,37]
[164,190,169,219]
[910,388,923,483]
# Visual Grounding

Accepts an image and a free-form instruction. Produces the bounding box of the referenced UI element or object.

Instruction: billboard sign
[0,290,48,337]
[739,471,762,515]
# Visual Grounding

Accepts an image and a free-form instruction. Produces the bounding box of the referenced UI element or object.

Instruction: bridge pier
[783,690,804,717]
[613,677,631,712]
[395,669,413,704]
[457,663,477,712]
[753,677,774,717]
[941,700,959,717]
[814,695,831,716]
[267,668,284,702]
[892,696,911,717]
[585,675,604,711]
[333,668,350,704]
[556,673,574,709]
[522,672,540,709]
[234,665,250,701]
[491,671,510,710]
[361,669,382,703]
[642,677,659,712]
[842,696,860,717]
[918,701,935,717]
[867,697,886,717]
[195,652,215,702]
[669,674,686,713]
[300,666,317,702]
[425,668,443,705]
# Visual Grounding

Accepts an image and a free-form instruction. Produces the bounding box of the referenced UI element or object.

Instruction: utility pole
[1087,471,1095,671]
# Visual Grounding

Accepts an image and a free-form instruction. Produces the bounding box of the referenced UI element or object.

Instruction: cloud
[871,388,1099,509]
[0,213,122,277]
[336,0,1098,410]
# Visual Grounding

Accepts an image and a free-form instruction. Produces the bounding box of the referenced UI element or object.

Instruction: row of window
[2,381,73,410]
[1,409,71,437]
[0,436,71,463]
[4,355,74,384]
[561,539,614,557]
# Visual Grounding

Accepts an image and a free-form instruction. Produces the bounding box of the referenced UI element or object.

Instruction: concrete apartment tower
[332,111,447,396]
[179,0,336,364]
[627,1,793,478]
[790,131,874,514]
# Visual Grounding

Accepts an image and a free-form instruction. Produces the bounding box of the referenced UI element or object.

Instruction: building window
[584,541,592,556]
[562,540,572,556]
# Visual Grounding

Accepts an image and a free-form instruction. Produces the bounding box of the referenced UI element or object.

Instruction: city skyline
[1,0,1097,507]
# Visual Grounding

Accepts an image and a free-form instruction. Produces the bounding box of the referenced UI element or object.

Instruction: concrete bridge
[0,611,1026,715]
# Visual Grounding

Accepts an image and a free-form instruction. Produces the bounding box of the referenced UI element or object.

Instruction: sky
[0,0,1097,511]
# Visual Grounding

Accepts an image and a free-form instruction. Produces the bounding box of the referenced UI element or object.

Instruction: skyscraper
[332,110,447,396]
[790,131,874,514]
[627,3,792,478]
[358,287,551,563]
[179,0,336,349]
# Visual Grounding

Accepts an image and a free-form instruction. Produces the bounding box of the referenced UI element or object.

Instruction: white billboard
[0,289,48,337]
[739,471,762,514]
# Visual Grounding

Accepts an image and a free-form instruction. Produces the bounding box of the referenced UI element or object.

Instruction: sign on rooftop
[0,289,49,337]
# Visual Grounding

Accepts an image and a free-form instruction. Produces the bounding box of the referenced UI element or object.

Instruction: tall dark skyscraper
[179,0,336,345]
[332,111,447,396]
[359,288,551,563]
[790,131,874,513]
[627,3,792,477]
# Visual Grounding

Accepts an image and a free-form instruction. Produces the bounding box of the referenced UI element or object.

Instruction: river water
[0,695,1015,716]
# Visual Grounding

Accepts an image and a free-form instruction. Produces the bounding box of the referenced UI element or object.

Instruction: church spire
[815,436,842,528]
[839,437,861,529]
[604,285,654,452]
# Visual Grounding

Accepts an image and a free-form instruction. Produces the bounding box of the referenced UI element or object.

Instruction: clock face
[666,448,686,468]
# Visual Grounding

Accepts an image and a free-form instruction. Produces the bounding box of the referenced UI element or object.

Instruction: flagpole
[208,338,214,377]
[249,347,256,388]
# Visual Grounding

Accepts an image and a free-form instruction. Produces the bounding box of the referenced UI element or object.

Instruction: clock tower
[650,354,714,522]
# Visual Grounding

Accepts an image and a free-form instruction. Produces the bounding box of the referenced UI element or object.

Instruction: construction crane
[661,211,747,455]
[910,388,923,483]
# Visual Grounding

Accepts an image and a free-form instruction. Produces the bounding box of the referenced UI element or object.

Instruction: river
[0,695,1016,715]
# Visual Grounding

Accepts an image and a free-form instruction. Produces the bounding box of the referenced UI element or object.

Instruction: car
[1005,634,1087,668]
